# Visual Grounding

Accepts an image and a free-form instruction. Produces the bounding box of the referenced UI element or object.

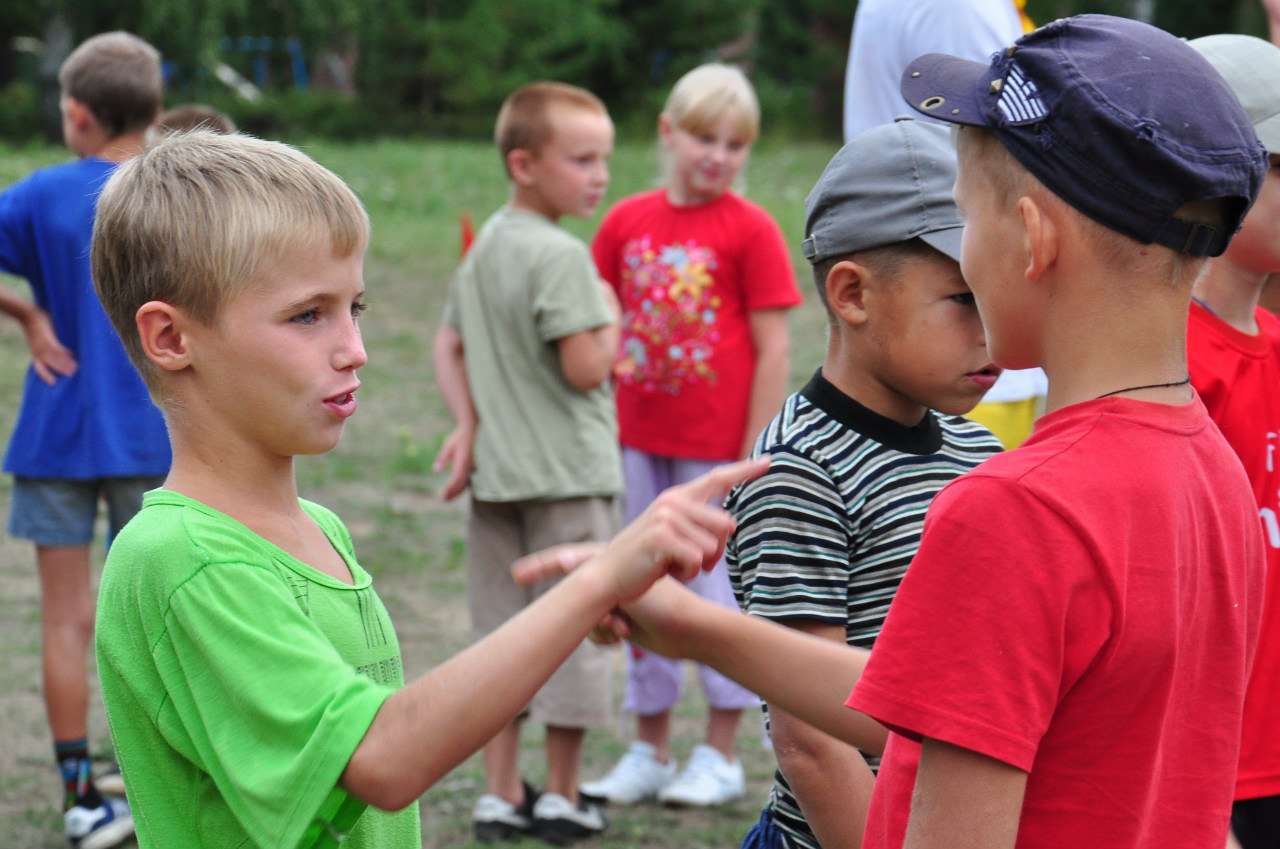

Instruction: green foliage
[754,0,853,139]
[0,0,1272,144]
[0,83,42,144]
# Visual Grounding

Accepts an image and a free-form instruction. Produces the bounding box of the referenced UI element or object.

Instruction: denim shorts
[9,476,164,547]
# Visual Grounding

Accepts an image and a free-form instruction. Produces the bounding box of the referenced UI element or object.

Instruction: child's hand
[22,308,77,385]
[513,457,769,604]
[433,425,475,501]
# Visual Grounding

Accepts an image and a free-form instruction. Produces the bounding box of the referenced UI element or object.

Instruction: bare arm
[739,309,791,458]
[431,324,476,501]
[902,738,1027,849]
[342,457,769,810]
[556,281,620,391]
[617,577,886,754]
[770,619,875,849]
[0,284,77,385]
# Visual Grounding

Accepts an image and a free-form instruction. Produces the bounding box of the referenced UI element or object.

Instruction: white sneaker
[532,792,607,845]
[65,797,135,849]
[580,741,677,805]
[471,781,538,842]
[657,744,745,807]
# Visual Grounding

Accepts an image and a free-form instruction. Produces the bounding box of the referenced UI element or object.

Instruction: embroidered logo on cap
[996,63,1048,125]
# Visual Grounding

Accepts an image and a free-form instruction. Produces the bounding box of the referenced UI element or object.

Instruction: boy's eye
[950,292,976,306]
[292,308,320,325]
[351,301,369,320]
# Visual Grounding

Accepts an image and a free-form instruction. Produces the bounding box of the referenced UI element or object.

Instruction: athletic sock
[54,738,102,811]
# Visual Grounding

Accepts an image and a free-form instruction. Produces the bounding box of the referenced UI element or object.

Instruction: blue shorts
[9,476,164,547]
[741,807,787,849]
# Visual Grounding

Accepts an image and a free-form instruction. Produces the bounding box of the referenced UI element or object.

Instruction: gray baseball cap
[1189,34,1280,154]
[802,117,963,265]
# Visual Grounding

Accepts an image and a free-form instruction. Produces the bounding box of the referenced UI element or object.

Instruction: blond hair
[954,127,1213,286]
[58,32,162,137]
[92,131,369,392]
[495,82,607,176]
[662,63,759,144]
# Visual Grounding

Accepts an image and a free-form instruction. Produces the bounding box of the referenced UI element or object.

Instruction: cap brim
[1257,114,1280,155]
[900,53,993,128]
[920,226,964,262]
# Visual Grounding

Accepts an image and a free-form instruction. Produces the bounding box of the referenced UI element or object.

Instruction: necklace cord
[1095,376,1191,400]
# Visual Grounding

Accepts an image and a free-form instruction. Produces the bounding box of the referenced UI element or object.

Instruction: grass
[0,135,838,848]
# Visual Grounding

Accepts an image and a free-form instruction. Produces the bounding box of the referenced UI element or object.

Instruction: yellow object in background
[968,397,1040,449]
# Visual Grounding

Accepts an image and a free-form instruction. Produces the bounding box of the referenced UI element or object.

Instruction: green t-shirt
[96,490,420,849]
[442,206,622,502]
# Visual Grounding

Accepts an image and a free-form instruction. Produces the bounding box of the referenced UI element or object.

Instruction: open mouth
[325,390,359,418]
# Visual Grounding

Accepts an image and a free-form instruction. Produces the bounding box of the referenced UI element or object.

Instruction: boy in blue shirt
[0,30,170,848]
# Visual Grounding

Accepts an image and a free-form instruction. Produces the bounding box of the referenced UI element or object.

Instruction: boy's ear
[135,301,193,372]
[1018,195,1058,282]
[507,149,535,186]
[63,97,94,134]
[826,259,871,326]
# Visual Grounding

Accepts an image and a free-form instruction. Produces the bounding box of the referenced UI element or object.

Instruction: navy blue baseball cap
[900,14,1266,257]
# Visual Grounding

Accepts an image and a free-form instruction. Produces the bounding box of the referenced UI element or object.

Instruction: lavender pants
[621,448,761,715]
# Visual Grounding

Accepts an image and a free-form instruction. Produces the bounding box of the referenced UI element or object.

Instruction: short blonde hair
[954,127,1211,286]
[495,82,607,176]
[662,63,759,144]
[92,131,370,391]
[58,32,162,137]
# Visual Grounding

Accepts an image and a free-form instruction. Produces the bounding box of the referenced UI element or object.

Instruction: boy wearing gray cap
[724,117,1001,849]
[1185,33,1280,849]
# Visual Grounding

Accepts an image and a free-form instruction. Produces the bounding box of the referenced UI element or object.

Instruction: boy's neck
[164,431,304,527]
[507,189,562,223]
[1191,260,1264,335]
[81,130,148,163]
[1038,267,1193,414]
[821,344,928,427]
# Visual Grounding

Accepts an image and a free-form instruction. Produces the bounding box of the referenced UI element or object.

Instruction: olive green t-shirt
[96,490,420,849]
[442,206,622,501]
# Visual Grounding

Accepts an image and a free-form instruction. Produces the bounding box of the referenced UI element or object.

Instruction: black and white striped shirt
[726,370,1001,849]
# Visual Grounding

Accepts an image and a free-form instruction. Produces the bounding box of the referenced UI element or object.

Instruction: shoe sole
[474,820,532,842]
[533,820,604,846]
[75,816,135,849]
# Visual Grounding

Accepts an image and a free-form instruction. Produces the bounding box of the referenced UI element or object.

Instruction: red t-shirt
[591,190,802,460]
[1188,302,1280,801]
[849,396,1264,849]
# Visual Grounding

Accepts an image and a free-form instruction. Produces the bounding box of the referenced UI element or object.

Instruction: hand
[432,425,475,501]
[616,575,706,659]
[22,309,76,385]
[512,456,769,603]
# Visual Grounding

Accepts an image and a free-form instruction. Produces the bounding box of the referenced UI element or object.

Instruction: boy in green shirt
[90,130,765,849]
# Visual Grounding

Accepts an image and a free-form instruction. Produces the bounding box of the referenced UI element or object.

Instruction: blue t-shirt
[0,157,170,478]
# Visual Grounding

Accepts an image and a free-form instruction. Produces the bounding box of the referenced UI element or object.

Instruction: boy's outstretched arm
[0,286,77,384]
[431,323,476,501]
[341,457,768,811]
[514,552,886,756]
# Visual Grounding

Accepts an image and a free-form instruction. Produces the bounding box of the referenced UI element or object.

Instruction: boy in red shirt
[1186,33,1280,849]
